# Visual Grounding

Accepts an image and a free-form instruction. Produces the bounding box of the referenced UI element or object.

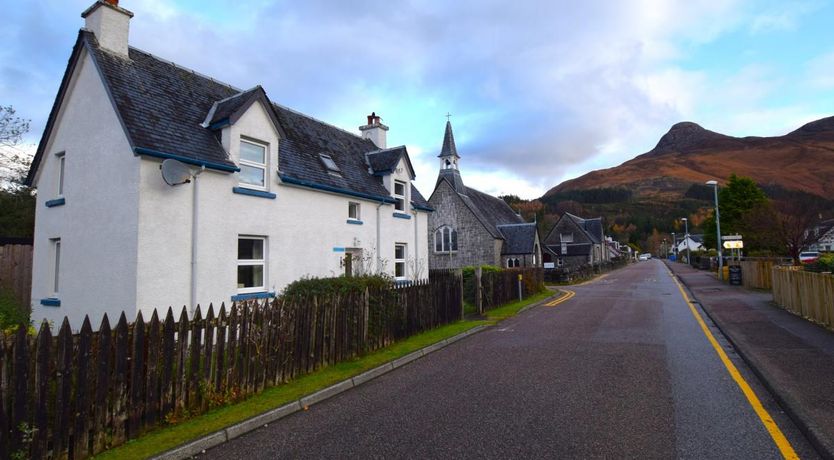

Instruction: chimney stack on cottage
[81,0,134,57]
[359,112,389,149]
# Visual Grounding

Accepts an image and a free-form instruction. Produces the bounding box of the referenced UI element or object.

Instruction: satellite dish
[160,159,192,186]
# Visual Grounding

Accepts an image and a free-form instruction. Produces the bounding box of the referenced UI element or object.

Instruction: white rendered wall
[31,50,140,330]
[135,102,430,318]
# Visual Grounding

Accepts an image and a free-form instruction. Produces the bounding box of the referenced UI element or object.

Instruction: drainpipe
[190,166,205,316]
[412,207,419,280]
[376,200,384,274]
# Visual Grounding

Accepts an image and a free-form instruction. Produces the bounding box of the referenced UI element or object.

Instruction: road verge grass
[484,290,554,322]
[96,291,553,460]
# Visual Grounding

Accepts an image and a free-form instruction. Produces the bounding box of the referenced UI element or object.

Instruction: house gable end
[27,32,134,186]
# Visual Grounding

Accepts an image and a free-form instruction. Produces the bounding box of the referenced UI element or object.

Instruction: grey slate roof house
[26,0,433,329]
[543,213,608,268]
[427,121,542,269]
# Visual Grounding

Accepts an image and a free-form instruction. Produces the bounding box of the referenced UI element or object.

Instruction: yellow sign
[723,240,744,249]
[518,274,523,281]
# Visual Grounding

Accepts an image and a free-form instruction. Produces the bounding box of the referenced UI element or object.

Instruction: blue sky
[1,0,833,198]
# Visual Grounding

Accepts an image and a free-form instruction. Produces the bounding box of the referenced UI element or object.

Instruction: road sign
[722,235,743,241]
[723,240,744,249]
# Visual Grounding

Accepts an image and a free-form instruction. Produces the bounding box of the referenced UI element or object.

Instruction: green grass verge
[484,290,555,322]
[95,291,554,459]
[94,320,486,460]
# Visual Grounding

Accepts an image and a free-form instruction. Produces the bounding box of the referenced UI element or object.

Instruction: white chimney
[81,0,134,57]
[359,112,389,149]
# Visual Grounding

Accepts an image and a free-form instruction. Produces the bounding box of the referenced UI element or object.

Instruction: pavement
[667,260,834,459]
[199,260,820,459]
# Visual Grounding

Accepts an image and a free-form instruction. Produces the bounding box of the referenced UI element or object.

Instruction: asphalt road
[202,260,818,459]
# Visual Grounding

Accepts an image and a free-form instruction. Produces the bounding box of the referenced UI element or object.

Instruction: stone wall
[428,180,500,268]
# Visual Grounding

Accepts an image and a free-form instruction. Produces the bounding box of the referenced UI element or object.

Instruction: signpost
[722,235,743,284]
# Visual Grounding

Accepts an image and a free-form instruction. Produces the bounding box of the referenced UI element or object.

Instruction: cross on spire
[445,112,452,121]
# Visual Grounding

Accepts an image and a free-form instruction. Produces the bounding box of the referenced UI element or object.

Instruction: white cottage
[26,0,432,329]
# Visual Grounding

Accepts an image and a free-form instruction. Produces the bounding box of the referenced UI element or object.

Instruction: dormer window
[394,180,406,212]
[239,139,267,190]
[320,153,341,176]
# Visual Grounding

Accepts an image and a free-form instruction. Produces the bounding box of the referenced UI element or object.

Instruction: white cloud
[806,51,834,90]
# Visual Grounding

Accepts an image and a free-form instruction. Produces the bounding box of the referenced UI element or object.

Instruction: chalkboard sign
[729,266,742,286]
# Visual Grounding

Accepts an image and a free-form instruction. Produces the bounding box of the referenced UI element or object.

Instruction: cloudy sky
[2,0,833,198]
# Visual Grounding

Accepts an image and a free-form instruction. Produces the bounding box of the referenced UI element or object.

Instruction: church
[427,121,542,269]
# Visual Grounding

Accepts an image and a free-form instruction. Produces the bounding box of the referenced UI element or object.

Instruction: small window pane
[451,230,458,251]
[395,182,405,196]
[395,245,405,260]
[395,262,405,278]
[349,202,359,220]
[238,238,263,260]
[321,154,340,172]
[237,265,264,288]
[239,164,265,187]
[435,230,443,252]
[58,156,65,195]
[53,240,61,293]
[241,141,265,164]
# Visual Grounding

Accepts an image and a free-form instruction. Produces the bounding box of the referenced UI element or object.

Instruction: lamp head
[706,180,718,186]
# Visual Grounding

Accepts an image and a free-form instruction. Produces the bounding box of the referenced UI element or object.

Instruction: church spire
[435,118,465,194]
[438,120,460,159]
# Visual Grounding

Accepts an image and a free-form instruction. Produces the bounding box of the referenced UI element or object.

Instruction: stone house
[427,121,541,269]
[543,213,608,268]
[26,0,432,329]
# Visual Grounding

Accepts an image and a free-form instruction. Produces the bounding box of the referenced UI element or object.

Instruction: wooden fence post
[475,267,483,315]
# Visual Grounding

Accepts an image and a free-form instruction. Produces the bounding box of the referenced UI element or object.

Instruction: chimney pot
[359,112,389,149]
[105,0,119,5]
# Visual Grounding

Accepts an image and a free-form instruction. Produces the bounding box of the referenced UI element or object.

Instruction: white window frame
[51,238,61,295]
[394,180,407,212]
[348,202,361,221]
[238,138,268,191]
[237,236,267,294]
[434,226,458,253]
[394,243,407,280]
[56,152,66,197]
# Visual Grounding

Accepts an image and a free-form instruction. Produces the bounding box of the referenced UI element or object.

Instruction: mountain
[546,116,834,200]
[532,116,834,250]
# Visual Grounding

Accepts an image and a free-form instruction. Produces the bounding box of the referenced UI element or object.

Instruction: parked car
[638,253,652,261]
[799,251,820,264]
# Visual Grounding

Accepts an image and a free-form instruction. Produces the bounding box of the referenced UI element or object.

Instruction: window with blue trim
[237,236,266,294]
[348,201,361,221]
[239,139,268,190]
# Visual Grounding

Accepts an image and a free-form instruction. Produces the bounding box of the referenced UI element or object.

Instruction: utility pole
[706,180,723,280]
[681,217,690,265]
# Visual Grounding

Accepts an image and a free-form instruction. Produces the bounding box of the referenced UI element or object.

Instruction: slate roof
[365,146,415,179]
[461,186,524,238]
[497,223,538,254]
[438,120,459,158]
[563,213,603,244]
[27,31,431,209]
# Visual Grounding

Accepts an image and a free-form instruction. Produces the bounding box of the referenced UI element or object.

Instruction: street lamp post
[706,180,723,280]
[671,232,676,260]
[681,217,690,265]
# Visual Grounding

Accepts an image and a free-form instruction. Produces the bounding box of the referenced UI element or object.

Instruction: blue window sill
[231,291,276,302]
[347,219,363,225]
[45,197,66,207]
[41,298,61,307]
[232,187,276,199]
[393,212,411,220]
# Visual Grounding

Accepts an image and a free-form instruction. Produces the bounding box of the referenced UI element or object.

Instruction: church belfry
[436,120,465,193]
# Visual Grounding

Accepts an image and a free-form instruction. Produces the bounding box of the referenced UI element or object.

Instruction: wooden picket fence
[480,268,544,311]
[0,242,32,309]
[0,270,462,460]
[740,260,776,290]
[772,266,834,330]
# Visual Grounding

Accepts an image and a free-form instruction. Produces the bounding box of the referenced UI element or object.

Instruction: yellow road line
[544,290,575,307]
[666,268,798,460]
[576,273,608,286]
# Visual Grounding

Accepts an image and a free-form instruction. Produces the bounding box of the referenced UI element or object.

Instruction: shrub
[281,275,393,300]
